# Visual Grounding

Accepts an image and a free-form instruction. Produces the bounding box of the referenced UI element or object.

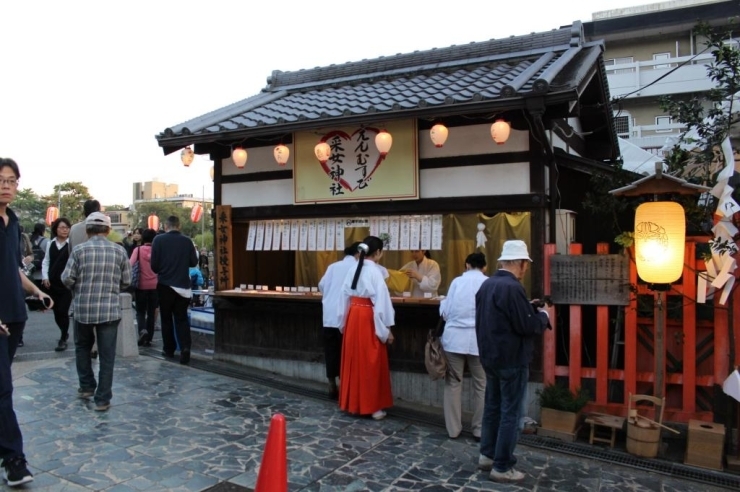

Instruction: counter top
[214,289,441,305]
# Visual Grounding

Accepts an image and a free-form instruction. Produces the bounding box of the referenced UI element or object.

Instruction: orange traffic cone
[255,413,287,492]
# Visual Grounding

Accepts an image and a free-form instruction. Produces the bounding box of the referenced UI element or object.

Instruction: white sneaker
[490,468,525,483]
[371,410,386,420]
[478,454,493,471]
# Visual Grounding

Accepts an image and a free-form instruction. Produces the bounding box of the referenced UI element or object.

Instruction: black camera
[530,296,553,309]
[25,296,50,311]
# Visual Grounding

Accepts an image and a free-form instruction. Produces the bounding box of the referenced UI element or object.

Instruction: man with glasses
[0,158,54,487]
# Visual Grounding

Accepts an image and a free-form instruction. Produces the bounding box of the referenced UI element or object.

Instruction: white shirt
[439,269,487,355]
[318,255,357,328]
[340,259,395,342]
[400,256,441,297]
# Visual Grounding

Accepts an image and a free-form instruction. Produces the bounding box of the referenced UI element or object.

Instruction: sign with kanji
[215,205,233,291]
[550,255,630,305]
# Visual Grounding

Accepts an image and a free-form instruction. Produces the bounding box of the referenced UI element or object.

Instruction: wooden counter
[212,290,440,373]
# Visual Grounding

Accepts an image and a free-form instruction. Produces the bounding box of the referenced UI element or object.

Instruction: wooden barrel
[626,421,660,458]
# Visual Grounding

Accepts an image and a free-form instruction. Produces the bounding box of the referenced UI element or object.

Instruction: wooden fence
[543,239,737,422]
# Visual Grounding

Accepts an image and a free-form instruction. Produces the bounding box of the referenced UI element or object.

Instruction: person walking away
[62,212,131,412]
[399,249,441,297]
[130,228,158,347]
[0,157,54,487]
[41,217,73,351]
[440,252,488,440]
[318,241,360,399]
[475,240,549,483]
[151,215,198,365]
[339,236,395,420]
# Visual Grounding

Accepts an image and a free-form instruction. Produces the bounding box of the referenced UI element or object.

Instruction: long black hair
[350,235,383,289]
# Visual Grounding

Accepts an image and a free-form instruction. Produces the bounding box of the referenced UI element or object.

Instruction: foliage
[40,182,94,224]
[193,231,214,251]
[582,158,638,239]
[12,188,47,231]
[131,201,212,239]
[614,231,634,249]
[536,383,590,413]
[108,230,123,244]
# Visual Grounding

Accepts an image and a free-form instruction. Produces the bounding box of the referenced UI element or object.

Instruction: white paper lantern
[274,144,290,166]
[232,147,248,168]
[490,119,511,145]
[180,146,195,167]
[375,130,393,157]
[430,124,449,147]
[314,142,331,164]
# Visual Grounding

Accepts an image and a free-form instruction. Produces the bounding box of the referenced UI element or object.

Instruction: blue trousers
[480,366,528,473]
[0,322,25,462]
[75,320,119,406]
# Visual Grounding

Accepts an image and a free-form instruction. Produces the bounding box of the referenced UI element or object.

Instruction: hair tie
[358,243,369,254]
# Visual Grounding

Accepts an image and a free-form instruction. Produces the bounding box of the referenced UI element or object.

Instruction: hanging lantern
[232,147,248,168]
[147,214,160,231]
[45,206,59,225]
[209,166,214,181]
[274,144,290,166]
[375,129,393,157]
[180,146,195,167]
[490,119,511,145]
[190,203,203,223]
[314,141,331,164]
[430,124,449,147]
[634,201,685,285]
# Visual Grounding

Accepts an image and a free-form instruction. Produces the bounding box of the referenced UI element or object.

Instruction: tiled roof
[158,22,610,149]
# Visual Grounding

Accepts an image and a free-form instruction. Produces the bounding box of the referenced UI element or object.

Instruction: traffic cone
[255,413,287,492]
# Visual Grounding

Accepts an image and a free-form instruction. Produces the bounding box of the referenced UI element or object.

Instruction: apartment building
[584,0,739,156]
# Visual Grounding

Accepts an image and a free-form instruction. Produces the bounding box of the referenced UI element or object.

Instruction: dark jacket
[1,207,28,323]
[475,269,548,370]
[150,231,198,289]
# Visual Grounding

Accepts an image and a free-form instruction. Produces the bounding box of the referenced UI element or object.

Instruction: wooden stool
[585,414,625,448]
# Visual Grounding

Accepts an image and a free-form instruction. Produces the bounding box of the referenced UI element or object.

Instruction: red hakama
[339,297,393,415]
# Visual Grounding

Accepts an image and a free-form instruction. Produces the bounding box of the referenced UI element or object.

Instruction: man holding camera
[0,158,54,487]
[475,240,549,484]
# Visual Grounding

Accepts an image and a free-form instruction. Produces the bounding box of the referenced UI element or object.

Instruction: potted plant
[537,383,590,435]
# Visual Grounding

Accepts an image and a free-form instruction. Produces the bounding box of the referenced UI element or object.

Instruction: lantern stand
[610,162,710,400]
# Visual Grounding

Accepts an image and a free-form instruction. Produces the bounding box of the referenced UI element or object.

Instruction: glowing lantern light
[209,166,214,181]
[45,206,59,225]
[430,124,449,147]
[634,201,685,284]
[274,144,290,166]
[181,146,195,167]
[314,142,331,164]
[232,147,248,168]
[490,119,511,145]
[147,214,160,231]
[190,203,203,223]
[375,130,393,157]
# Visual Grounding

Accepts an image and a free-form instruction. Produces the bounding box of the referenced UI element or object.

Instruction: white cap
[498,240,532,262]
[85,212,111,227]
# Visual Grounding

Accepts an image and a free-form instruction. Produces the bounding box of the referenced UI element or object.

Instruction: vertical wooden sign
[215,205,233,291]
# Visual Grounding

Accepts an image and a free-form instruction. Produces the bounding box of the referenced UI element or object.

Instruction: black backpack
[31,237,47,271]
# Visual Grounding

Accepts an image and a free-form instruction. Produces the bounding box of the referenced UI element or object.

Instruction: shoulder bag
[424,316,460,382]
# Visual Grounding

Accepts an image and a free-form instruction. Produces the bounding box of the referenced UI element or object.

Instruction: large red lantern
[190,203,203,223]
[45,206,59,225]
[147,214,160,231]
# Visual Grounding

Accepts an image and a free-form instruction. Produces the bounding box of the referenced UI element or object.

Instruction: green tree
[41,182,94,224]
[132,202,213,241]
[12,188,47,231]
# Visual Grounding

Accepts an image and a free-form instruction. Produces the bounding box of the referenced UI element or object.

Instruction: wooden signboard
[215,205,233,291]
[550,255,629,305]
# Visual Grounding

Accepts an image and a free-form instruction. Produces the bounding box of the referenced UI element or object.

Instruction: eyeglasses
[57,225,70,230]
[0,178,18,187]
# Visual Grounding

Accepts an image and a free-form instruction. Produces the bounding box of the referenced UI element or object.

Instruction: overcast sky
[1,0,655,205]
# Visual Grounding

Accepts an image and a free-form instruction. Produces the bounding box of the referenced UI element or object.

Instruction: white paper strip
[409,216,421,250]
[317,219,326,251]
[710,179,727,199]
[389,217,400,251]
[272,220,282,251]
[369,218,379,237]
[308,219,317,251]
[246,221,257,251]
[263,221,273,251]
[335,219,344,251]
[720,276,735,305]
[711,271,732,289]
[290,220,300,251]
[420,215,432,250]
[722,368,740,403]
[326,220,335,251]
[399,217,410,250]
[432,215,443,250]
[379,217,389,237]
[254,221,265,251]
[718,136,735,179]
[281,221,291,250]
[697,273,708,303]
[299,220,309,251]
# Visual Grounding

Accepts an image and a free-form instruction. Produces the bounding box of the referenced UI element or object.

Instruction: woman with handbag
[41,218,72,351]
[439,252,488,440]
[339,236,395,420]
[130,229,158,346]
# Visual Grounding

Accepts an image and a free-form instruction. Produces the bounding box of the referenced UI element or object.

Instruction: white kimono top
[340,259,395,342]
[400,256,442,297]
[439,269,487,355]
[318,255,357,328]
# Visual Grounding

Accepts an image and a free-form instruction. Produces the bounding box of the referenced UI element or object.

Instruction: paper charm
[722,367,740,403]
[476,223,487,249]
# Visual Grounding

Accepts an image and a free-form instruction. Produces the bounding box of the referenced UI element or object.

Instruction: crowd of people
[319,237,549,484]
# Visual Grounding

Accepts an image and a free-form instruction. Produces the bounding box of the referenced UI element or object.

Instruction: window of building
[655,115,672,132]
[604,56,634,74]
[653,52,672,69]
[614,113,631,137]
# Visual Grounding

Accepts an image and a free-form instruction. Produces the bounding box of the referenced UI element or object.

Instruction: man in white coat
[318,242,359,399]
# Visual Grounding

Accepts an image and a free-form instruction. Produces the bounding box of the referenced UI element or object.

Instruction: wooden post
[625,248,638,404]
[569,243,582,394]
[682,241,696,413]
[543,243,557,386]
[655,290,665,400]
[596,243,609,405]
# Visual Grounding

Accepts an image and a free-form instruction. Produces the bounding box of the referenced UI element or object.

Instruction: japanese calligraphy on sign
[293,119,418,204]
[550,255,629,305]
[215,205,233,291]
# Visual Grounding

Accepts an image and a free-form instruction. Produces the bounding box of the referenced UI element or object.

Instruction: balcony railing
[606,53,716,99]
[620,123,687,154]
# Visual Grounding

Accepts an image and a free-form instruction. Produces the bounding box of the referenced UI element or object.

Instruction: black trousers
[157,285,191,355]
[323,327,342,379]
[50,287,72,340]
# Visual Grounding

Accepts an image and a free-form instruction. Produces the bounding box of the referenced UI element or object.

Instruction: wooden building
[155,21,619,410]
